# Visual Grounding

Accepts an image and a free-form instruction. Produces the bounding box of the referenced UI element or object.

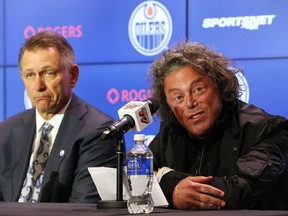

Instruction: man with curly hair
[147,41,288,210]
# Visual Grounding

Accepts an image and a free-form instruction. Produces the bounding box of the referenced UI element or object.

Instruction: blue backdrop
[1,0,288,149]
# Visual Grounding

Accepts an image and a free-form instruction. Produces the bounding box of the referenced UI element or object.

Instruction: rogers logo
[23,25,83,39]
[107,88,151,104]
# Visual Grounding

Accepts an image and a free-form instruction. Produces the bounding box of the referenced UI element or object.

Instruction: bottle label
[127,158,153,175]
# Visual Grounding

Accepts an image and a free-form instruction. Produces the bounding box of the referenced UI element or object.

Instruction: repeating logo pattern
[19,122,53,202]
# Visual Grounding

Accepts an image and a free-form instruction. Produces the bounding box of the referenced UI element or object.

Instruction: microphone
[101,98,159,140]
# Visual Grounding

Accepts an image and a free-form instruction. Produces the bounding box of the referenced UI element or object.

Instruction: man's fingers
[198,193,226,208]
[173,176,226,210]
[187,176,213,183]
[185,191,225,210]
[200,184,225,197]
[199,202,223,210]
[185,178,225,198]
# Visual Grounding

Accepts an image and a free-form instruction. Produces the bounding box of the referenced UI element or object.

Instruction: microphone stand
[97,133,127,209]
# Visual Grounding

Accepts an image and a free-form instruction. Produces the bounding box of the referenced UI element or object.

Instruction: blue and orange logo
[128,1,173,56]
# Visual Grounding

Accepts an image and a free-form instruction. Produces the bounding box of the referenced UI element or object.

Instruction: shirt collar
[35,99,71,133]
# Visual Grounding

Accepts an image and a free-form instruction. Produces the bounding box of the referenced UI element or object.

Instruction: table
[0,202,287,216]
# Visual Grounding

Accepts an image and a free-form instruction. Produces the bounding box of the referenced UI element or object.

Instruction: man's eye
[173,95,183,103]
[194,87,204,93]
[26,73,35,79]
[43,71,56,78]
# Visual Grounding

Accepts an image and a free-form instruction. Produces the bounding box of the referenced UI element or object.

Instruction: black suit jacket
[0,94,118,203]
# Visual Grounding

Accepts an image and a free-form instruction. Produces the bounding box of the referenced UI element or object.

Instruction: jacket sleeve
[149,128,191,208]
[149,133,162,172]
[68,122,118,203]
[158,170,190,207]
[211,117,288,209]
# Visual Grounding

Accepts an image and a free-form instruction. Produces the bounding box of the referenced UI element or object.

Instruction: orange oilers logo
[128,1,173,56]
[138,107,150,124]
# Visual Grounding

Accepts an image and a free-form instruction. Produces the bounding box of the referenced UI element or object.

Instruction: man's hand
[172,176,226,210]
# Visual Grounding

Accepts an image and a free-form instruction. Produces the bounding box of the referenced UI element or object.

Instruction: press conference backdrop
[0,0,288,148]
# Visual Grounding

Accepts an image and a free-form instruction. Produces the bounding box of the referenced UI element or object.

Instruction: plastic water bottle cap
[134,134,145,141]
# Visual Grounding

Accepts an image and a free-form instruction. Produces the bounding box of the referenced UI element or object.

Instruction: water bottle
[127,134,154,214]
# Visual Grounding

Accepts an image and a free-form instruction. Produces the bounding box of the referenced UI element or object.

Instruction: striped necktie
[19,122,53,203]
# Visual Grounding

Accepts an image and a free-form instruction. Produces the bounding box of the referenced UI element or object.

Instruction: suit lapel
[12,111,36,201]
[42,95,87,186]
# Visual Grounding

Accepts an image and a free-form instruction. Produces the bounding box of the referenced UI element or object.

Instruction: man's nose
[34,76,46,91]
[186,97,198,109]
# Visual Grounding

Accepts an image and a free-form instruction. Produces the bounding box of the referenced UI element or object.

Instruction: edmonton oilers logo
[128,1,173,56]
[235,71,250,103]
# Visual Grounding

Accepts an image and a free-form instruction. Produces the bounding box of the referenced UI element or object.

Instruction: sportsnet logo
[202,14,276,30]
[128,1,173,56]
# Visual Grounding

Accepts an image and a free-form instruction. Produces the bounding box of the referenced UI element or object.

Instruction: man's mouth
[192,113,201,119]
[189,111,204,120]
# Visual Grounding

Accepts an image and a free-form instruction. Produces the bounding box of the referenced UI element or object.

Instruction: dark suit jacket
[0,94,118,203]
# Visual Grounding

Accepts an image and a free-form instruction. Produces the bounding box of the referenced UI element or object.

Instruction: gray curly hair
[147,41,241,123]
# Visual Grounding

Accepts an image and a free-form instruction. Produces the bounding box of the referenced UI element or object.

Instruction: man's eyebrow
[190,76,203,86]
[22,66,56,73]
[167,76,204,93]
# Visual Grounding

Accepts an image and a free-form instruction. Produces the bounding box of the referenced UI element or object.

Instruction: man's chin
[188,128,209,139]
[35,105,52,113]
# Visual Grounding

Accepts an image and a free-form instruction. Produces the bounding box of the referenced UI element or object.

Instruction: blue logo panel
[129,1,173,56]
[2,0,287,148]
[74,63,160,149]
[188,0,288,58]
[235,59,288,118]
[0,2,3,66]
[0,68,4,121]
[5,68,26,118]
[5,0,186,65]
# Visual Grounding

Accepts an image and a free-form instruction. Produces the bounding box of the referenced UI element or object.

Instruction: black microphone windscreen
[146,97,159,115]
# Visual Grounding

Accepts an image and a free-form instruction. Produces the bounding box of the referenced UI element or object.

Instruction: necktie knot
[41,122,53,140]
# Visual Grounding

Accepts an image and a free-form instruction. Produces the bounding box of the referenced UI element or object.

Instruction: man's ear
[70,64,79,88]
